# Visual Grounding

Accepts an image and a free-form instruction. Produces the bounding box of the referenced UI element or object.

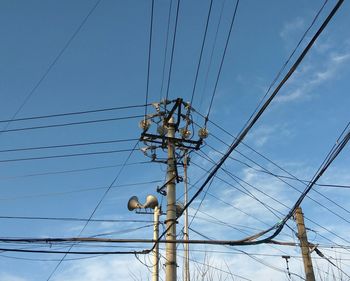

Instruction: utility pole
[139,98,208,281]
[165,117,177,281]
[295,206,315,281]
[153,205,160,281]
[183,152,190,281]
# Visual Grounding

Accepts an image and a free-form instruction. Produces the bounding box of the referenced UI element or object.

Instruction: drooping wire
[205,0,240,126]
[0,179,162,201]
[0,148,137,164]
[164,0,181,107]
[159,0,173,101]
[1,0,103,133]
[0,138,137,153]
[189,0,214,105]
[239,0,329,135]
[0,114,143,134]
[182,0,344,233]
[198,0,227,111]
[45,141,140,280]
[145,0,155,118]
[0,103,150,124]
[0,161,151,180]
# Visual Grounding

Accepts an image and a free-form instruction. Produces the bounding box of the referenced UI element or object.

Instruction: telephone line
[0,104,150,124]
[0,138,138,153]
[0,148,136,163]
[1,0,103,131]
[0,115,143,134]
[189,0,213,105]
[205,0,240,124]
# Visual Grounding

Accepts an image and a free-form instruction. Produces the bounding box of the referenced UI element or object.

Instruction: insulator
[198,128,209,139]
[157,125,168,136]
[179,127,192,139]
[139,119,151,131]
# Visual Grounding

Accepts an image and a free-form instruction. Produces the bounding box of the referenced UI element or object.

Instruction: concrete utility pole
[139,99,207,281]
[295,206,315,281]
[153,206,160,281]
[165,117,177,281]
[183,152,190,281]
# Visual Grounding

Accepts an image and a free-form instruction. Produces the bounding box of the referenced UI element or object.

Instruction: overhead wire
[0,148,137,163]
[189,0,213,105]
[0,114,143,134]
[1,0,103,133]
[201,139,350,224]
[164,0,181,105]
[0,138,138,153]
[144,0,155,117]
[198,0,226,111]
[159,0,173,100]
[0,161,151,180]
[45,141,140,280]
[0,179,162,201]
[155,0,345,251]
[205,0,240,126]
[0,103,150,124]
[239,0,329,134]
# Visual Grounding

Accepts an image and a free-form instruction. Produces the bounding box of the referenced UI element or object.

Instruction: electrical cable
[164,0,181,105]
[205,0,240,125]
[0,216,154,223]
[0,161,151,180]
[189,0,213,105]
[183,0,344,233]
[239,0,329,134]
[202,139,350,224]
[0,148,137,163]
[0,114,143,134]
[0,179,162,201]
[1,0,103,133]
[45,141,140,280]
[198,0,226,111]
[0,138,138,153]
[0,103,150,124]
[145,0,155,117]
[159,0,173,101]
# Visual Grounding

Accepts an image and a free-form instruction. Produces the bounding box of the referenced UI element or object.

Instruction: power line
[145,0,155,117]
[0,104,150,124]
[0,161,151,180]
[45,141,139,280]
[202,139,350,224]
[0,148,136,163]
[1,0,103,132]
[198,0,226,111]
[0,179,162,201]
[159,0,173,100]
[239,0,329,134]
[189,0,213,105]
[167,0,345,250]
[0,114,143,134]
[205,0,240,125]
[0,138,138,153]
[164,0,181,104]
[0,216,154,224]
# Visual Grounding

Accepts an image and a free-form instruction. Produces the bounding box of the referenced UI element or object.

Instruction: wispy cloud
[275,47,350,103]
[0,273,27,281]
[280,17,305,41]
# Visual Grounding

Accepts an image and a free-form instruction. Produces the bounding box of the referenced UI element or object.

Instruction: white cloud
[280,17,305,41]
[0,273,27,281]
[53,256,147,281]
[276,48,350,103]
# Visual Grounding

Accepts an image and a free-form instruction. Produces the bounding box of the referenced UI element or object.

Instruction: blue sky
[0,0,349,280]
